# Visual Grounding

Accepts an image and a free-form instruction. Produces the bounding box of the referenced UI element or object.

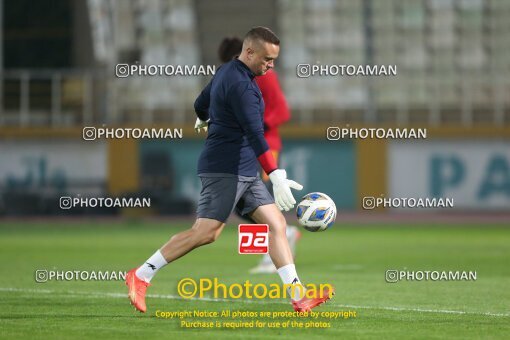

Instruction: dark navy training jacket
[194,59,269,176]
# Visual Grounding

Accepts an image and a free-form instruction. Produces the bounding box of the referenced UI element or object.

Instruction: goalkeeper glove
[194,117,209,133]
[268,169,303,211]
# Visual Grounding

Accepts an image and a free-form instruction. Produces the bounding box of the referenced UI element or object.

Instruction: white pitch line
[1,287,509,318]
[335,304,510,318]
[0,287,279,305]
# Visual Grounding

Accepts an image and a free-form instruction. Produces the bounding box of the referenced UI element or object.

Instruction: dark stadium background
[1,0,509,216]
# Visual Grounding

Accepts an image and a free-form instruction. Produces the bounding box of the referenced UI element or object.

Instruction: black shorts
[196,173,274,223]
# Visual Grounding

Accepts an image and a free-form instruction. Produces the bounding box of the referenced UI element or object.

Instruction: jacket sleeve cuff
[257,150,278,175]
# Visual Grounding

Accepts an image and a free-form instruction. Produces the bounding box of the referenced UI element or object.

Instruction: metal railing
[1,68,508,127]
[1,69,108,127]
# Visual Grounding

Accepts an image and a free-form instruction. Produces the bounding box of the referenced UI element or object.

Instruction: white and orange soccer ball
[296,192,337,232]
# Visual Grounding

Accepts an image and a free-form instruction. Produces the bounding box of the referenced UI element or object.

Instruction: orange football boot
[292,286,334,312]
[126,268,150,313]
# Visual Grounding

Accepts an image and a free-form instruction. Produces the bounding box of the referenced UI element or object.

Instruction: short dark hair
[218,36,243,63]
[244,26,280,46]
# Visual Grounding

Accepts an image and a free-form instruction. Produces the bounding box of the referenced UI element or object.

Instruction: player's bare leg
[250,225,301,274]
[249,204,292,268]
[159,218,225,262]
[126,218,224,312]
[249,203,334,311]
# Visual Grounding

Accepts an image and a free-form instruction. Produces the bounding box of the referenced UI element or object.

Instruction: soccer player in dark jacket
[217,36,301,274]
[126,27,333,313]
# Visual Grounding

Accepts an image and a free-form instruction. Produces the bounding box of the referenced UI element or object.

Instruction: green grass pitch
[0,221,509,339]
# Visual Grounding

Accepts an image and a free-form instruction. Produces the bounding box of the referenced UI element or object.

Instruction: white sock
[285,226,294,238]
[286,225,298,255]
[260,254,273,265]
[277,263,306,300]
[135,250,167,283]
